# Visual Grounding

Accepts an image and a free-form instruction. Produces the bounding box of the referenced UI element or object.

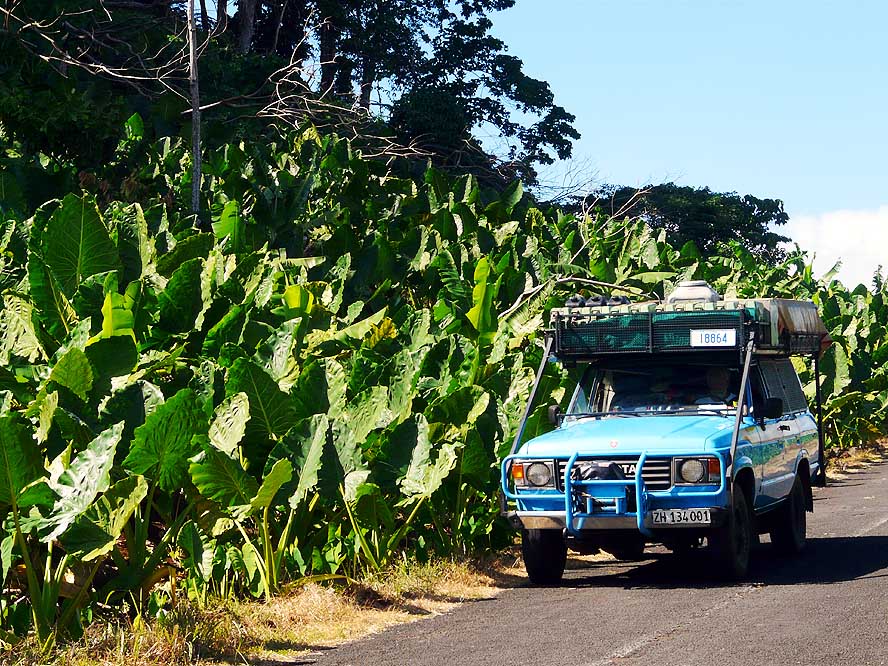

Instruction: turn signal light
[708,458,720,477]
[511,462,525,482]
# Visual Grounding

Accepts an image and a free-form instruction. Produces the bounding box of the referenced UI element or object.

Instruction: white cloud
[780,206,888,289]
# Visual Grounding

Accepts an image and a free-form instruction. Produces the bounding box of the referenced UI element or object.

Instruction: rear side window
[757,359,808,414]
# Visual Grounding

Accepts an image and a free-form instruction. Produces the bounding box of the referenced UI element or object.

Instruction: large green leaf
[264,413,333,507]
[208,392,250,457]
[286,414,329,508]
[433,250,470,306]
[49,347,94,401]
[28,255,77,339]
[41,422,123,542]
[0,414,42,508]
[179,521,215,581]
[337,386,391,450]
[99,380,164,443]
[155,233,214,278]
[85,335,139,382]
[466,257,499,345]
[42,194,119,295]
[114,203,155,285]
[60,475,148,561]
[246,458,292,514]
[30,389,58,444]
[87,289,136,344]
[374,416,425,489]
[123,389,208,492]
[254,320,300,387]
[190,444,258,508]
[202,305,246,356]
[226,358,299,466]
[0,292,47,364]
[158,257,205,333]
[212,201,247,254]
[399,415,459,499]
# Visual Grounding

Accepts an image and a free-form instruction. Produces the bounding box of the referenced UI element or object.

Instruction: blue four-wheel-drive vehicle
[500,281,832,583]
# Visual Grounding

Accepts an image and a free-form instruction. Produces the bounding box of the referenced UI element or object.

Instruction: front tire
[770,474,807,555]
[521,528,567,585]
[710,483,753,580]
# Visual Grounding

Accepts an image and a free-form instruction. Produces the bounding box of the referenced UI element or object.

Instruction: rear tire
[521,528,567,585]
[770,474,807,555]
[710,482,753,580]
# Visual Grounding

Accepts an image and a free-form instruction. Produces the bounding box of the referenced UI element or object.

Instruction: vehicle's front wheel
[709,483,753,579]
[521,528,567,585]
[770,474,807,555]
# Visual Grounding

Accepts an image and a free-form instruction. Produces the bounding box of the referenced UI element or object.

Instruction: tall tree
[236,0,261,53]
[588,183,792,262]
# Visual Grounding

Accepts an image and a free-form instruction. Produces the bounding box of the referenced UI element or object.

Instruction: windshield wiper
[567,408,733,419]
[567,411,642,419]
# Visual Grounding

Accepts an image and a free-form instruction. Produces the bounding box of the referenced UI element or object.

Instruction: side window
[757,359,808,415]
[777,359,808,413]
[569,383,590,414]
[749,366,766,414]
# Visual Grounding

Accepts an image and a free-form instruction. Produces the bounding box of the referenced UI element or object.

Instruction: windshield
[567,362,742,417]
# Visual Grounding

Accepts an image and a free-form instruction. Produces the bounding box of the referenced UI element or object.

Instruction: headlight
[679,459,706,484]
[525,462,554,487]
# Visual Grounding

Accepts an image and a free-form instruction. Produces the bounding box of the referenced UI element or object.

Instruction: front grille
[556,456,672,491]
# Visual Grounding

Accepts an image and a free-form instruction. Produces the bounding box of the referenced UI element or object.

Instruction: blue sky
[489,0,888,286]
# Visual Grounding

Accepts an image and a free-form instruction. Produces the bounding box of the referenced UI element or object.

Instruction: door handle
[778,425,792,431]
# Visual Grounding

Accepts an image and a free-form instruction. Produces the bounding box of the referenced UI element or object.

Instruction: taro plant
[0,121,886,651]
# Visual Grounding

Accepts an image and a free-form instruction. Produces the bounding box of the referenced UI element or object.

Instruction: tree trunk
[187,0,201,214]
[334,61,353,99]
[270,0,288,54]
[359,56,376,110]
[319,17,336,94]
[199,0,209,32]
[216,0,228,31]
[236,0,259,53]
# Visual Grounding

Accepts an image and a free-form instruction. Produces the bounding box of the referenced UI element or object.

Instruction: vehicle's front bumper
[506,508,729,531]
[501,452,730,538]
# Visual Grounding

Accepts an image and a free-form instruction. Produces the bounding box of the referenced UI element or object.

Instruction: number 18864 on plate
[649,508,710,526]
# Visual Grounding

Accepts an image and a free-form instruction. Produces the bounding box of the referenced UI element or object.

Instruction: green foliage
[588,183,792,263]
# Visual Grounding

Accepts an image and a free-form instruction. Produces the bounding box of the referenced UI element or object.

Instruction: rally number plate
[689,329,736,347]
[649,508,711,526]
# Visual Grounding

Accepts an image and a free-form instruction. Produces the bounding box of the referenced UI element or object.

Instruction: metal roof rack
[548,298,830,361]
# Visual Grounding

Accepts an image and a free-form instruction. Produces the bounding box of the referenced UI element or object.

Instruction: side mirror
[547,404,562,425]
[762,397,784,420]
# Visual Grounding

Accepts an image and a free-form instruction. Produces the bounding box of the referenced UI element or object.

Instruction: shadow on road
[557,535,888,590]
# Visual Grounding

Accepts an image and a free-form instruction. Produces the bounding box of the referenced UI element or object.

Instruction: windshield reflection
[566,363,742,419]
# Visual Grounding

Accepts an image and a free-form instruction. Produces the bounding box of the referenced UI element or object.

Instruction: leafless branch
[1,1,194,99]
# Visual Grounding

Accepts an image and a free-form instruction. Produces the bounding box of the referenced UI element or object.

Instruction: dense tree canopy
[584,183,792,263]
[0,0,578,182]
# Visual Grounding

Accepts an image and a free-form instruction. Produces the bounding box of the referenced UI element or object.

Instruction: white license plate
[649,508,711,526]
[690,329,736,347]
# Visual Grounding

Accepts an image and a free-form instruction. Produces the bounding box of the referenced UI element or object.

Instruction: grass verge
[826,440,888,480]
[2,555,526,666]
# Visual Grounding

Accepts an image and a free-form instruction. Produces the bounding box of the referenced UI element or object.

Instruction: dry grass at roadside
[827,440,888,480]
[1,555,526,666]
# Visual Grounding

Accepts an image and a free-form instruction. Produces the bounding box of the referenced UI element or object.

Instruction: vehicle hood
[521,415,734,456]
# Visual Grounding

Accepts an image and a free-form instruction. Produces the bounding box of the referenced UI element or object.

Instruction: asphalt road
[304,463,888,666]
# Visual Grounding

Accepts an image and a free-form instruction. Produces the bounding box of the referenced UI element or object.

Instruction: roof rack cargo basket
[549,298,830,360]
